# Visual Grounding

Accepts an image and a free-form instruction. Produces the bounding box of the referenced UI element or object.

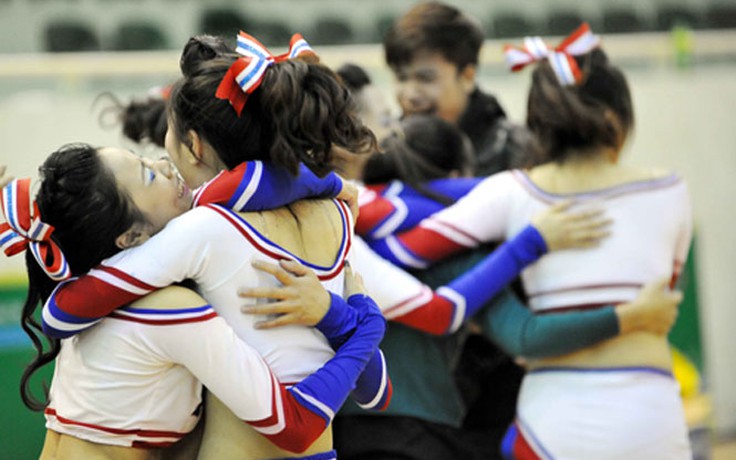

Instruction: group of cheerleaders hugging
[0,22,692,460]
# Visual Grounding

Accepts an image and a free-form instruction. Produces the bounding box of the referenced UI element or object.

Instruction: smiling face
[98,147,192,236]
[392,51,475,124]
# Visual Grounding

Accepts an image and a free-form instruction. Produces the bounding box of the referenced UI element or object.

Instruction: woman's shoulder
[629,166,681,182]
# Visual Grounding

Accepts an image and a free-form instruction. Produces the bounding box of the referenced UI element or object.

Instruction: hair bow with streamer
[0,178,71,281]
[503,23,601,86]
[216,32,317,116]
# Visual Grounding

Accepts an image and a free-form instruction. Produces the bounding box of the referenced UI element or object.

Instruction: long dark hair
[363,114,474,205]
[168,34,377,177]
[526,48,634,163]
[20,143,144,411]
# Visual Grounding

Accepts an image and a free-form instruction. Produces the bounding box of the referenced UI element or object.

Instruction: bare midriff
[528,331,672,372]
[39,430,161,460]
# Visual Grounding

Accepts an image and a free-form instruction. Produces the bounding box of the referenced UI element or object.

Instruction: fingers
[251,259,310,285]
[343,262,367,297]
[238,286,289,300]
[241,300,293,315]
[250,259,294,284]
[562,207,607,222]
[254,314,299,330]
[279,259,309,277]
[566,227,612,247]
[547,199,575,213]
[353,272,365,289]
[644,276,672,292]
[337,180,360,221]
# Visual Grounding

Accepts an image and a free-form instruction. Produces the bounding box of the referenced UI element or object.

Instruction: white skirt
[512,367,692,460]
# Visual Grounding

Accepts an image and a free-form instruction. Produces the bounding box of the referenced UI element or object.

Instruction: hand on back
[238,259,331,329]
[616,277,682,336]
[532,200,612,251]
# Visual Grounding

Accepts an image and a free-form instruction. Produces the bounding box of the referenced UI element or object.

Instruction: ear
[185,129,204,165]
[115,222,152,249]
[459,64,477,94]
[603,109,627,161]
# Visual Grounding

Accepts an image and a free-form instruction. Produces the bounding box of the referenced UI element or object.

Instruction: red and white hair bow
[216,32,317,116]
[0,178,71,281]
[503,23,601,86]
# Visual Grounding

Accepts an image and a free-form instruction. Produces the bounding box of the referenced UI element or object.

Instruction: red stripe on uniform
[512,424,543,460]
[398,226,468,263]
[45,408,187,439]
[109,311,218,325]
[527,282,643,299]
[355,195,395,236]
[246,376,327,453]
[96,265,159,291]
[205,204,348,282]
[391,293,455,335]
[54,277,143,319]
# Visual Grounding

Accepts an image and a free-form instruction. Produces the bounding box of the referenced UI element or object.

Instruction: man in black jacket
[382,3,535,459]
[383,1,537,177]
[337,3,536,459]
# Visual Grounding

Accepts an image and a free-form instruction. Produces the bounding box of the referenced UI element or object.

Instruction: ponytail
[260,59,376,176]
[526,48,633,162]
[169,35,377,177]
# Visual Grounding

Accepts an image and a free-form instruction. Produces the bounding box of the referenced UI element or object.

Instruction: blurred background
[0,0,734,458]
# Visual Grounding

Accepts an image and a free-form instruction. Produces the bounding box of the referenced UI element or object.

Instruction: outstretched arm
[367,181,609,271]
[349,201,610,335]
[479,278,683,359]
[355,178,480,239]
[154,286,385,453]
[240,260,392,412]
[193,161,355,213]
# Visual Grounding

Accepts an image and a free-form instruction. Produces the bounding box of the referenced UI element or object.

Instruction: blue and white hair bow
[216,32,316,115]
[0,178,71,281]
[503,23,601,86]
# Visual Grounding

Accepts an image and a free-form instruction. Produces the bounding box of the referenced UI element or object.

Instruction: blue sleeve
[197,161,343,211]
[364,178,481,237]
[314,293,391,411]
[234,162,342,211]
[424,178,482,200]
[315,292,358,347]
[477,288,620,358]
[292,293,387,420]
[444,225,548,324]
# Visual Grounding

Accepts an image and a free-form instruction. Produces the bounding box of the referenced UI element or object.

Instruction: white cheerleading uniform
[433,170,692,309]
[46,302,288,448]
[510,368,691,460]
[369,169,693,459]
[46,201,353,383]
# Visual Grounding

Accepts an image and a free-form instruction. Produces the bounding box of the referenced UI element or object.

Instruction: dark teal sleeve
[477,288,620,358]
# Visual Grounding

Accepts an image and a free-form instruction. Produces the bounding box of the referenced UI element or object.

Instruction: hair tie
[0,178,71,281]
[503,23,601,86]
[216,32,317,116]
